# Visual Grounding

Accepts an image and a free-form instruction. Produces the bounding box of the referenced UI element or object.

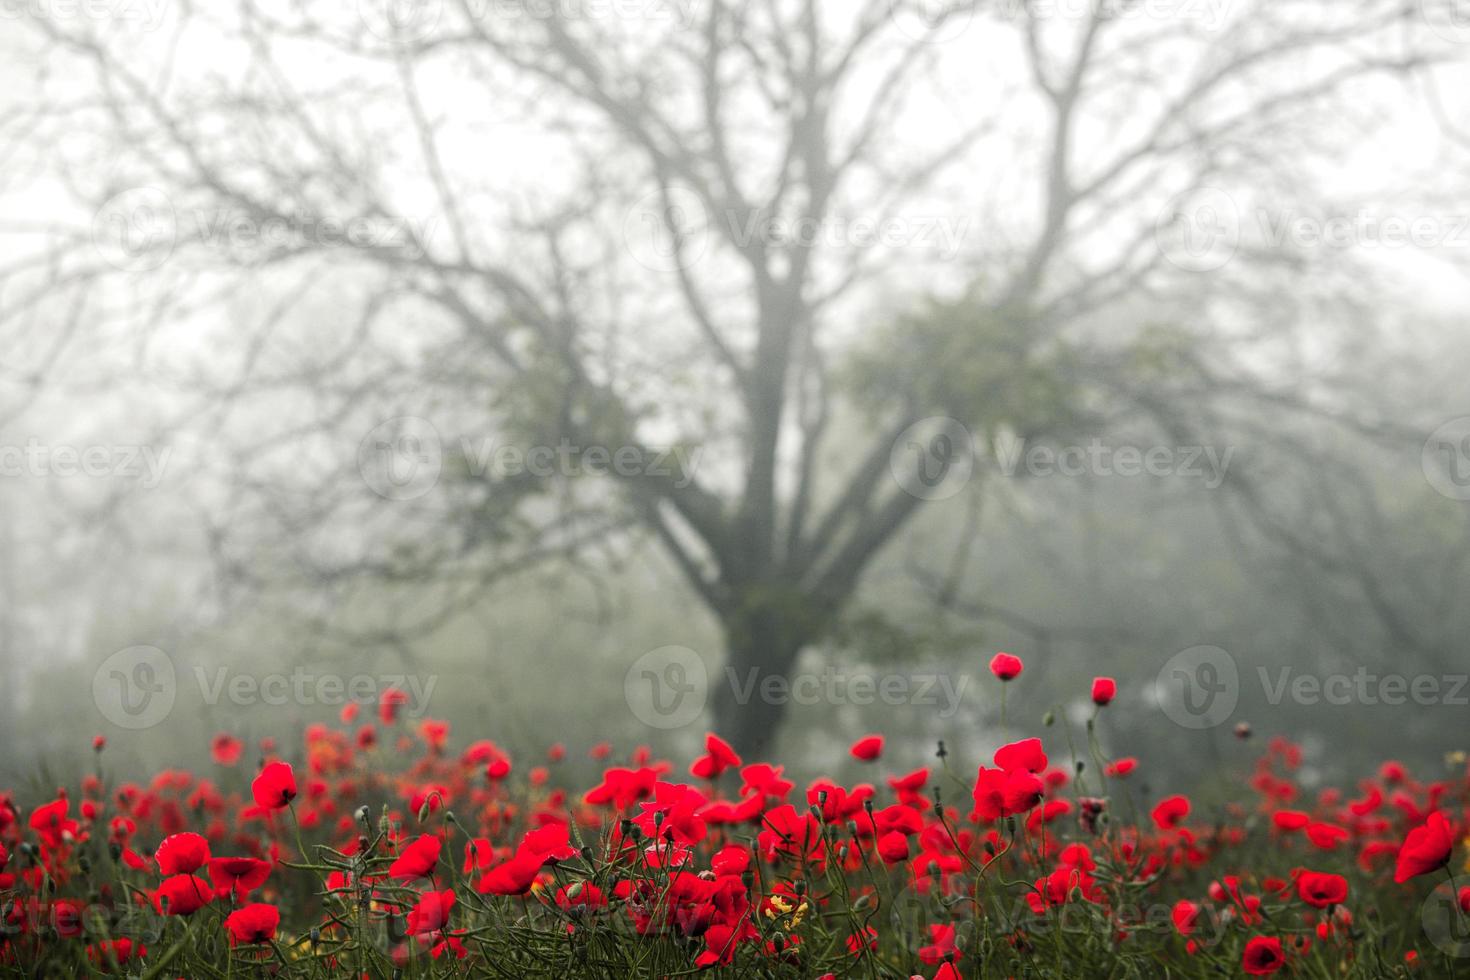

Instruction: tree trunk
[711,598,815,759]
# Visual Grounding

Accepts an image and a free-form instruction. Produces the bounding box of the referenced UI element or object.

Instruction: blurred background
[1,0,1468,798]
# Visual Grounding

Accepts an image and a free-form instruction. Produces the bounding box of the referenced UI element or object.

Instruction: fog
[2,0,1469,797]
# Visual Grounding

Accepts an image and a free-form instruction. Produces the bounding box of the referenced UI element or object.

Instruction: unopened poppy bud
[565,882,583,901]
[310,927,320,946]
[741,871,754,889]
[853,893,872,910]
[580,846,594,863]
[417,801,432,823]
[355,805,370,824]
[653,810,664,828]
[1043,711,1055,726]
[1075,760,1085,773]
[793,880,806,896]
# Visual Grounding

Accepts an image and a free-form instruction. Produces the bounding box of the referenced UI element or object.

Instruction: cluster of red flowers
[1,656,1466,977]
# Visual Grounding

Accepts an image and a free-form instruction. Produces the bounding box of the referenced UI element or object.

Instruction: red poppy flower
[153,874,213,916]
[223,903,280,945]
[1152,795,1190,830]
[1171,900,1199,936]
[850,734,884,762]
[845,926,877,955]
[989,652,1023,680]
[972,766,1044,821]
[877,830,910,864]
[919,924,960,964]
[1091,677,1116,705]
[379,687,410,725]
[210,733,243,767]
[155,832,210,875]
[407,889,456,935]
[690,733,742,780]
[1296,871,1348,908]
[86,938,146,966]
[1395,811,1455,883]
[250,761,297,810]
[389,834,443,880]
[994,737,1048,774]
[208,856,272,900]
[1242,935,1285,975]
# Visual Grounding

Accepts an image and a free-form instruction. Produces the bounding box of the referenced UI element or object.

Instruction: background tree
[2,0,1464,755]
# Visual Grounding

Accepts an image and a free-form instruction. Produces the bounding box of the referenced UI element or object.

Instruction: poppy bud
[1043,711,1055,726]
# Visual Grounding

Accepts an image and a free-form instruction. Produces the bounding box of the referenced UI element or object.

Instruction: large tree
[3,0,1459,753]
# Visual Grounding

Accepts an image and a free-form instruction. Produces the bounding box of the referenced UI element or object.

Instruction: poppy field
[3,655,1467,979]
